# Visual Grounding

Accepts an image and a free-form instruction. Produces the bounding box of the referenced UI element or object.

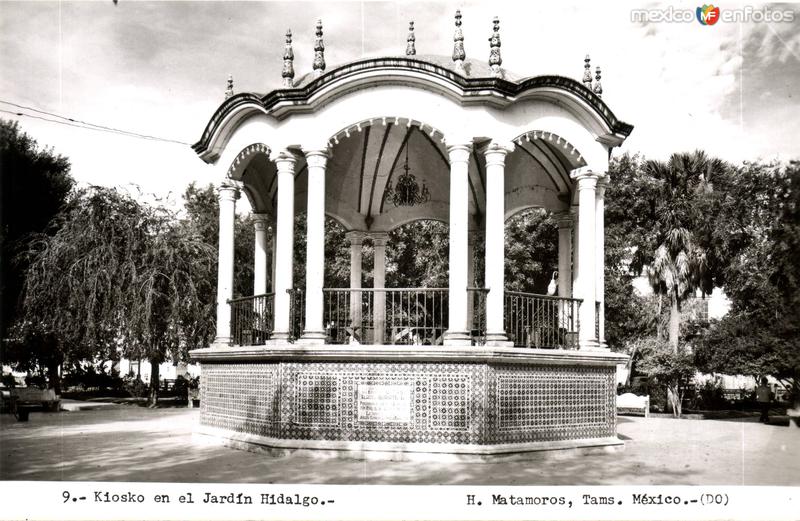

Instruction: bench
[1,388,60,421]
[617,393,650,417]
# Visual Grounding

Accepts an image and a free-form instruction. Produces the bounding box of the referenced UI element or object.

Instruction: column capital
[252,213,270,231]
[271,149,300,166]
[480,141,515,167]
[345,230,366,245]
[596,173,610,198]
[302,148,330,169]
[554,211,574,229]
[216,180,240,202]
[479,140,515,154]
[370,231,389,247]
[445,141,473,164]
[570,167,603,189]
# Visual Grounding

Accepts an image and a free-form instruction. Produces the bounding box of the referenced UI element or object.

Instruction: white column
[596,175,608,349]
[570,167,602,350]
[556,212,573,298]
[372,233,388,345]
[483,141,514,346]
[214,181,239,345]
[346,231,364,337]
[483,142,514,346]
[300,149,329,342]
[252,214,270,296]
[270,151,297,341]
[443,141,472,345]
[571,206,579,295]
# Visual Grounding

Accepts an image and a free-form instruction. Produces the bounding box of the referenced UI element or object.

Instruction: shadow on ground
[2,408,797,485]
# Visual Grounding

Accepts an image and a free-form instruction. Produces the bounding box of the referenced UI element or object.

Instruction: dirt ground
[1,406,798,485]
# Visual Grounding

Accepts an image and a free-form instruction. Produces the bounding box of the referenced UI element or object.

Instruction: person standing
[756,377,772,423]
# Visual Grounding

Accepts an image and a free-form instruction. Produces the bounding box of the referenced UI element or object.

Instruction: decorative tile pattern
[200,363,280,437]
[198,360,616,447]
[490,364,616,443]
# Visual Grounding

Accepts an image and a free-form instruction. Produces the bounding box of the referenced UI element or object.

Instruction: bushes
[122,374,148,398]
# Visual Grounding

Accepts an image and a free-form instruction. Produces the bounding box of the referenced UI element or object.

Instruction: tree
[0,120,74,348]
[504,209,558,294]
[605,154,659,353]
[14,186,216,405]
[636,336,696,417]
[637,152,727,351]
[695,161,800,405]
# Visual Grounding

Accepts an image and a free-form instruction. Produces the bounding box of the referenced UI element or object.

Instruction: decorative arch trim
[193,58,633,159]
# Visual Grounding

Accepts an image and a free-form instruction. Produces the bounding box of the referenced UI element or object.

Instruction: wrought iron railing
[228,293,275,346]
[318,288,449,345]
[595,301,601,341]
[468,287,489,346]
[504,291,581,349]
[288,288,305,341]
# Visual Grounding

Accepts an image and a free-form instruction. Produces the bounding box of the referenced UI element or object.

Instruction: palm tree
[643,151,726,352]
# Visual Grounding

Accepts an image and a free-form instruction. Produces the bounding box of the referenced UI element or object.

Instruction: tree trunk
[669,292,680,352]
[668,383,682,418]
[46,358,61,395]
[147,360,159,408]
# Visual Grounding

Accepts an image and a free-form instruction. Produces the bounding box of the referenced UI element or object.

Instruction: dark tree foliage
[504,209,558,294]
[12,186,216,404]
[695,161,800,402]
[387,220,449,288]
[0,120,74,346]
[604,154,659,352]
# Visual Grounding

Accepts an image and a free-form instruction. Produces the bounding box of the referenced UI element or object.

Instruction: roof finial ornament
[406,21,416,56]
[594,66,603,97]
[312,19,326,78]
[224,74,234,99]
[488,16,502,78]
[452,10,466,74]
[282,29,295,88]
[583,54,593,89]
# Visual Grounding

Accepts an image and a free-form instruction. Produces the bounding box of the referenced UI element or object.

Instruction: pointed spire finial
[224,74,234,99]
[312,19,326,78]
[583,54,593,89]
[282,29,295,87]
[594,66,603,97]
[406,21,416,56]
[452,10,466,74]
[488,16,502,77]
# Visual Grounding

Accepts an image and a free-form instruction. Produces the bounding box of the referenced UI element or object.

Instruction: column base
[443,331,472,346]
[213,336,231,346]
[297,331,327,344]
[579,339,603,350]
[484,331,514,347]
[485,332,512,347]
[269,331,291,342]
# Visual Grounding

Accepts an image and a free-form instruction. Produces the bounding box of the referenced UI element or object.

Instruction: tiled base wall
[200,361,616,446]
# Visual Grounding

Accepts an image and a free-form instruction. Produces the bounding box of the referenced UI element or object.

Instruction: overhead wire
[0,100,192,146]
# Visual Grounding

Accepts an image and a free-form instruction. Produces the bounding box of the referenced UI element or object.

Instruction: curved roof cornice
[193,57,633,160]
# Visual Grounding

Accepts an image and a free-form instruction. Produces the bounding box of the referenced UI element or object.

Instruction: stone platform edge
[190,344,628,367]
[194,424,625,462]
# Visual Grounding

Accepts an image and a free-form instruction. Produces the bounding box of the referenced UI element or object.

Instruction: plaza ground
[1,405,797,485]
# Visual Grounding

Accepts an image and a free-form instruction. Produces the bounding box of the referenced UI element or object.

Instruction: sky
[1,0,798,203]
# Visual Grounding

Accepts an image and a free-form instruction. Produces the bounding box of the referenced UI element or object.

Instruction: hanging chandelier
[384,144,430,207]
